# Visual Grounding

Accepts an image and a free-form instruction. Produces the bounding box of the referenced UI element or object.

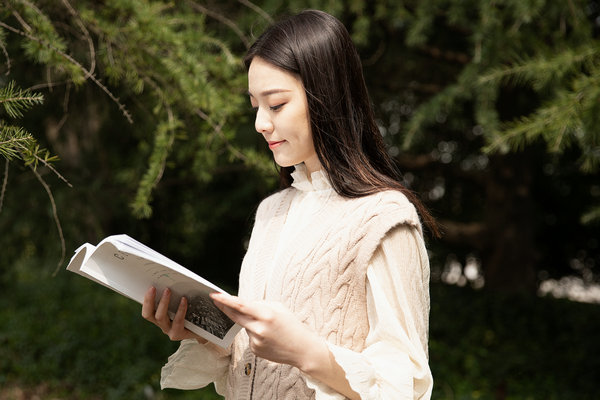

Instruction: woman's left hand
[210,292,328,372]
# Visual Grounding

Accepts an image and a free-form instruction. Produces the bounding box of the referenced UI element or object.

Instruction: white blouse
[161,164,433,399]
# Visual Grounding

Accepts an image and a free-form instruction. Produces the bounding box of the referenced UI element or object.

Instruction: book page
[67,235,241,347]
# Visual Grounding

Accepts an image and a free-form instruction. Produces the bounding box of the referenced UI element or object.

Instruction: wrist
[297,336,330,376]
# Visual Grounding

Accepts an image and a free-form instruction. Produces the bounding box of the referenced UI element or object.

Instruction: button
[244,362,252,376]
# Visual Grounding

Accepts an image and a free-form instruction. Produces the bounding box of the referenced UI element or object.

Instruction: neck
[303,156,322,176]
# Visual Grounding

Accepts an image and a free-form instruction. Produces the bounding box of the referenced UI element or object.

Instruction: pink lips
[268,140,285,150]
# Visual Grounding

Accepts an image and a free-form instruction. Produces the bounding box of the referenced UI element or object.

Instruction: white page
[66,235,241,347]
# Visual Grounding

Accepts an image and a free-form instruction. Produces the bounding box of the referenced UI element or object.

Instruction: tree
[1,0,598,295]
[254,0,600,293]
[348,0,600,292]
[0,0,274,284]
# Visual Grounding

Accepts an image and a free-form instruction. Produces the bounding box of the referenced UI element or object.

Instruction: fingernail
[163,288,170,297]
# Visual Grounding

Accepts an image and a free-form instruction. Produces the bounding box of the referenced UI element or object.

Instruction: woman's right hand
[141,286,206,343]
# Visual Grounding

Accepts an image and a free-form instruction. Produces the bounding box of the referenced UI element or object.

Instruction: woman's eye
[270,103,285,111]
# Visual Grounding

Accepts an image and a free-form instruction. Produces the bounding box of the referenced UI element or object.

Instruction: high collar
[290,163,333,192]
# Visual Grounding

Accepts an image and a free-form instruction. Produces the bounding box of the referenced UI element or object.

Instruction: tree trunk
[482,153,537,293]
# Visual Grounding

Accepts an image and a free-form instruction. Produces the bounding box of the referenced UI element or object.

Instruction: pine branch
[483,90,582,154]
[484,68,600,173]
[0,124,36,160]
[0,125,71,186]
[0,20,133,123]
[0,81,44,118]
[131,108,179,218]
[479,45,599,90]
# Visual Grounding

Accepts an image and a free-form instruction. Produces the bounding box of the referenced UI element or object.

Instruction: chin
[273,158,296,169]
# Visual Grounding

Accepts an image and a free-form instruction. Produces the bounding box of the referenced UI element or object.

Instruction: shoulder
[337,190,424,269]
[349,190,421,230]
[255,187,296,218]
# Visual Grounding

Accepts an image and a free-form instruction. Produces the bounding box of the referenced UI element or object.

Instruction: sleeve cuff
[302,342,380,400]
[303,342,419,400]
[160,339,230,390]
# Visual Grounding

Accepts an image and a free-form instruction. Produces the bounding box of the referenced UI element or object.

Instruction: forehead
[247,57,303,97]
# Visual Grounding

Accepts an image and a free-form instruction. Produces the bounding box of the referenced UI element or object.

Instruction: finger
[211,294,266,328]
[214,302,246,324]
[141,286,157,321]
[211,294,250,322]
[171,296,188,333]
[211,293,257,316]
[155,288,172,328]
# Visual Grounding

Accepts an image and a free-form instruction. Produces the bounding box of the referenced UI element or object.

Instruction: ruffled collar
[290,163,333,192]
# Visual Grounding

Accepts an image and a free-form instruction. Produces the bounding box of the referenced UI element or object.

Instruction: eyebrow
[247,88,292,97]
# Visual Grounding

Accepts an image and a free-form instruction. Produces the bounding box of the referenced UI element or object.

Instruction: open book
[66,234,241,348]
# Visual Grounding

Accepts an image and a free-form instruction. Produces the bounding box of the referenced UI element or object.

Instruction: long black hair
[244,10,439,237]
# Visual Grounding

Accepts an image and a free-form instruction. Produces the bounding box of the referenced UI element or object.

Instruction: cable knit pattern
[225,176,421,399]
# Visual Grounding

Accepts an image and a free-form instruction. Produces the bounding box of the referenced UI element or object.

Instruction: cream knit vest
[225,187,422,400]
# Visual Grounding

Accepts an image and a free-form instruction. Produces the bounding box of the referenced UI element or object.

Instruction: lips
[268,140,285,150]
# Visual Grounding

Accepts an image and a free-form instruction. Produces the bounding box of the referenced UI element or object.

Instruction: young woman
[142,9,436,400]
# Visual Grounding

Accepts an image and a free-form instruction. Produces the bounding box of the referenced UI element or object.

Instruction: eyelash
[251,103,285,112]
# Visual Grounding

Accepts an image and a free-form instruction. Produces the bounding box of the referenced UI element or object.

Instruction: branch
[395,153,436,170]
[237,0,273,23]
[30,165,66,275]
[60,0,96,76]
[29,151,72,187]
[0,21,133,123]
[195,107,247,162]
[187,0,250,49]
[0,34,10,76]
[0,158,7,213]
[26,80,69,91]
[437,219,487,249]
[418,45,470,64]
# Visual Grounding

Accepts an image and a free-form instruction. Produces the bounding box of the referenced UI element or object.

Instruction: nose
[254,107,273,134]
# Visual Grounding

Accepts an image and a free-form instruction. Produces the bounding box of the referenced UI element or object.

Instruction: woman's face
[248,57,320,173]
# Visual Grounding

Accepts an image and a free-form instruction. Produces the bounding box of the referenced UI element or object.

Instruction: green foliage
[75,0,251,216]
[481,45,600,174]
[0,263,221,400]
[0,0,266,221]
[373,0,600,227]
[2,273,598,399]
[0,125,35,160]
[132,117,181,218]
[0,81,60,175]
[0,80,43,118]
[429,283,600,400]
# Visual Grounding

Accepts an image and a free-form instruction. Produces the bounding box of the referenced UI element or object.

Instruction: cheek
[301,115,313,150]
[294,107,311,142]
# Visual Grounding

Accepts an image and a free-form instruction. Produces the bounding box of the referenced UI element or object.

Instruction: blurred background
[1,0,599,399]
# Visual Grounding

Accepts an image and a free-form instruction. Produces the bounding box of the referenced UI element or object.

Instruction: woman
[142,9,436,400]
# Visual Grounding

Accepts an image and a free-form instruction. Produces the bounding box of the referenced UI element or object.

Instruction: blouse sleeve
[160,339,231,394]
[304,225,433,399]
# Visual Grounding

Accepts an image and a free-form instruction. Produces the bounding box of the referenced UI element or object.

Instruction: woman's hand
[210,292,328,372]
[141,286,206,343]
